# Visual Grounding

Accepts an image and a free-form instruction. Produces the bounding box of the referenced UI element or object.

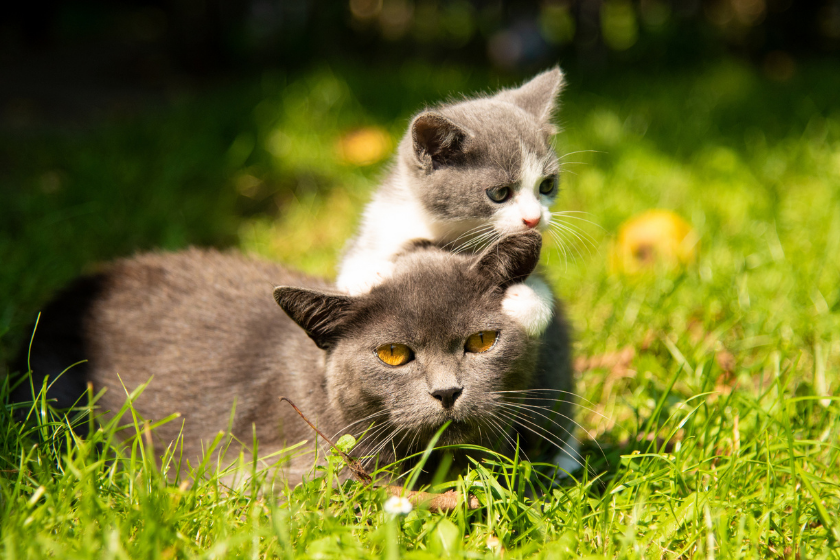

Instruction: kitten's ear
[500,67,565,128]
[273,287,355,350]
[411,112,470,168]
[472,230,542,288]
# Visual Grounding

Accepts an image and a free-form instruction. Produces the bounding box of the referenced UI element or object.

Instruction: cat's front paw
[336,261,396,295]
[501,277,554,337]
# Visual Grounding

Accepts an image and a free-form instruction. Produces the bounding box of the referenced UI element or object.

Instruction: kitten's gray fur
[336,68,566,302]
[13,232,574,484]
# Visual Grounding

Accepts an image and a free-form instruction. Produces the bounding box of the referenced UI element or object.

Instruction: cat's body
[13,233,575,484]
[337,69,566,340]
[14,250,333,481]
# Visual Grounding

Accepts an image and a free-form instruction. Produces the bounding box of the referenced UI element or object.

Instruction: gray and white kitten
[337,68,565,337]
[13,231,575,483]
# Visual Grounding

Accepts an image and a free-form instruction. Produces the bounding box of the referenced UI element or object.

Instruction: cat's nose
[430,386,463,409]
[522,216,541,229]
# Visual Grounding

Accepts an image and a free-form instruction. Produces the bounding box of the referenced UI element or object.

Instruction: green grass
[2,58,840,558]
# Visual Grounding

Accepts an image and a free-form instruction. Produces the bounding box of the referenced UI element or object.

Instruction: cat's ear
[500,67,564,129]
[273,287,355,350]
[472,230,542,288]
[410,112,470,168]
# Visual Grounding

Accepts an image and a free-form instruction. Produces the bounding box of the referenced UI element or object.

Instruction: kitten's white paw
[336,261,396,295]
[501,277,554,337]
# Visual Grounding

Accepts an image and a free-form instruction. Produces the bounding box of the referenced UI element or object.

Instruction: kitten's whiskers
[558,149,604,160]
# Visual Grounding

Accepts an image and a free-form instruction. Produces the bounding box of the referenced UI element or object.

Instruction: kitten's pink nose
[523,216,541,229]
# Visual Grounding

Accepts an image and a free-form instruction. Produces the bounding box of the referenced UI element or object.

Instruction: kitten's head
[274,230,547,457]
[398,68,565,247]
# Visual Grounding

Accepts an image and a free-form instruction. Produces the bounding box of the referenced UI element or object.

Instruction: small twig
[385,486,480,513]
[279,397,372,485]
[279,397,480,512]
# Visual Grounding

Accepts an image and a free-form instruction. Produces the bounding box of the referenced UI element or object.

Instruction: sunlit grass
[2,59,839,558]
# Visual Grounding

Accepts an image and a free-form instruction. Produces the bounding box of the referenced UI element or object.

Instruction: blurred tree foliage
[3,0,838,78]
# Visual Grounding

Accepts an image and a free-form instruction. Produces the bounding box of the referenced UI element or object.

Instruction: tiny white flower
[383,495,413,515]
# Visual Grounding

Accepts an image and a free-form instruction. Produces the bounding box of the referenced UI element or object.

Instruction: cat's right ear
[472,230,542,288]
[410,112,469,169]
[273,287,355,350]
[499,67,564,133]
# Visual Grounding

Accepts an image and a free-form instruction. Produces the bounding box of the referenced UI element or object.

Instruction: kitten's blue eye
[486,186,511,203]
[539,176,557,195]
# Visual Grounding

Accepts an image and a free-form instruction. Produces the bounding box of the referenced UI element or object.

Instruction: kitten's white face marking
[501,276,554,337]
[491,148,555,235]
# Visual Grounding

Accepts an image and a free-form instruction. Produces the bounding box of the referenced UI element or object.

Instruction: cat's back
[76,248,322,353]
[14,248,327,424]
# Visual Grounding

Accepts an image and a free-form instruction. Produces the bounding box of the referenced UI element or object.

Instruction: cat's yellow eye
[375,343,414,367]
[465,331,499,353]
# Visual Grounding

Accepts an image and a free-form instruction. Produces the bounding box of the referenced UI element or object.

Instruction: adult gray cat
[337,68,565,339]
[13,231,575,483]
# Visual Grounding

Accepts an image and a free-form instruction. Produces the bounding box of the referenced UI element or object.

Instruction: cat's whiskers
[549,218,600,250]
[455,223,495,247]
[483,413,530,463]
[329,410,390,443]
[355,421,396,463]
[546,229,573,270]
[490,388,610,473]
[557,161,588,170]
[492,406,576,461]
[549,223,592,258]
[493,406,592,476]
[546,215,600,267]
[357,419,394,448]
[558,149,604,160]
[453,228,502,254]
[355,421,391,448]
[392,425,417,456]
[406,430,422,457]
[507,403,607,461]
[482,416,507,448]
[458,229,504,254]
[491,387,602,409]
[446,223,497,254]
[550,210,603,230]
[366,424,403,461]
[489,393,610,421]
[359,433,396,470]
[497,400,604,463]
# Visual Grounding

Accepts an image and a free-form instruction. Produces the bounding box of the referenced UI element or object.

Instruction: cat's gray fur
[13,231,574,483]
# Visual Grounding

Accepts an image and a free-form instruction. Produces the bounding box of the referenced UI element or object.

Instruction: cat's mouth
[421,418,477,446]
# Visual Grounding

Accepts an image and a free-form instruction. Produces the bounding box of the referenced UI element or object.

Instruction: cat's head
[274,230,548,456]
[398,68,565,247]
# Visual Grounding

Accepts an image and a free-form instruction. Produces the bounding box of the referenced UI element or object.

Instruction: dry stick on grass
[279,397,479,512]
[279,397,372,485]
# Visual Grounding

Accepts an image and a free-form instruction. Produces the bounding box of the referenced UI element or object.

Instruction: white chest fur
[336,185,434,295]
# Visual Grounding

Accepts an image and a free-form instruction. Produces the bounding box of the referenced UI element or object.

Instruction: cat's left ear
[472,230,542,288]
[500,67,565,130]
[273,287,355,350]
[410,112,471,169]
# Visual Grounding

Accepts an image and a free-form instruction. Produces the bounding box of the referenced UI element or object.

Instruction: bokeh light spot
[611,210,699,274]
[337,127,392,166]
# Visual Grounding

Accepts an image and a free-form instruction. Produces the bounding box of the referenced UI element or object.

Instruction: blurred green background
[2,0,839,433]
